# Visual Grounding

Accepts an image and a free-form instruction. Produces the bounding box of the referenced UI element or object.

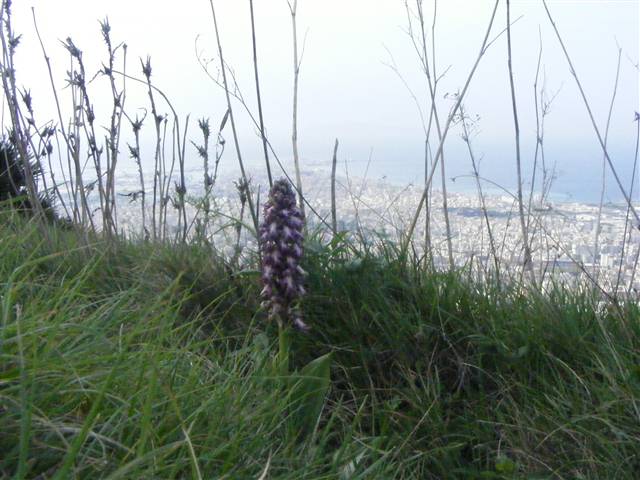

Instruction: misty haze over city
[10,0,640,202]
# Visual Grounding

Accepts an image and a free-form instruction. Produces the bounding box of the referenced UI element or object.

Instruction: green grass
[1,211,639,479]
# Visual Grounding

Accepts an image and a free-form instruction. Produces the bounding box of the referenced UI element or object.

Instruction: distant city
[103,166,640,295]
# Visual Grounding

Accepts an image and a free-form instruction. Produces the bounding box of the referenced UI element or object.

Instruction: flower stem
[277,318,290,377]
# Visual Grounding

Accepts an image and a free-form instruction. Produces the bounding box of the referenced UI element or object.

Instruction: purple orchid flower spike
[259,178,309,331]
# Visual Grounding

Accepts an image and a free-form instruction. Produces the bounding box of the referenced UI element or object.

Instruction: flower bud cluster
[259,179,308,330]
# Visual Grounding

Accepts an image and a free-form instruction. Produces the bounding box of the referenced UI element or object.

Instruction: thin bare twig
[288,0,306,221]
[401,0,501,255]
[594,47,622,274]
[506,0,535,284]
[459,106,500,282]
[194,44,336,235]
[207,0,259,235]
[331,138,339,234]
[615,115,640,296]
[249,0,273,187]
[543,0,640,227]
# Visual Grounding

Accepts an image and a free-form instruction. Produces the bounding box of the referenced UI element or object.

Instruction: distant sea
[115,140,639,208]
[296,145,640,206]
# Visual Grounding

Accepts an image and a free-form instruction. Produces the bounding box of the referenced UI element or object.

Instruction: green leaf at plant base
[288,352,332,438]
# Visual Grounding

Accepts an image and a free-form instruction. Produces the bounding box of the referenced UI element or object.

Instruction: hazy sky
[7,0,640,201]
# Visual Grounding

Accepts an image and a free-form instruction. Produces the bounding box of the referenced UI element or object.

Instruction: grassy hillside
[1,212,639,479]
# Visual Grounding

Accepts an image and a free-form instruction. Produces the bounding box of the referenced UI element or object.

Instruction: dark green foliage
[0,136,54,220]
[0,138,24,201]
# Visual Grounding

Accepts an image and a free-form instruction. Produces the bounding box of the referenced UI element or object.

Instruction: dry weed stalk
[543,0,640,227]
[506,0,535,284]
[331,138,339,234]
[207,0,259,235]
[402,0,500,256]
[0,2,46,225]
[287,0,306,221]
[249,0,273,187]
[32,9,91,229]
[615,115,640,297]
[125,112,146,237]
[410,0,454,269]
[594,48,622,274]
[100,18,127,236]
[458,105,500,281]
[194,36,335,235]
